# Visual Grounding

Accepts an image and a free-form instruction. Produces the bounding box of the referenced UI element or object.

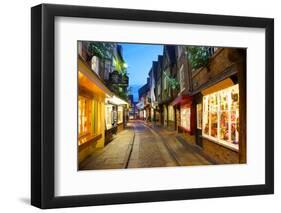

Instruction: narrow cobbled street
[77,42,246,170]
[80,121,214,170]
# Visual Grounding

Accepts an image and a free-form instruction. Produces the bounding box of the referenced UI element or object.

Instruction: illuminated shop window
[117,106,123,124]
[78,96,93,144]
[202,84,239,150]
[180,106,191,131]
[105,104,114,129]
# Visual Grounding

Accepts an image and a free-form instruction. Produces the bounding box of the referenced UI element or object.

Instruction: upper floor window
[91,56,99,75]
[179,64,185,92]
[103,60,111,80]
[208,47,215,57]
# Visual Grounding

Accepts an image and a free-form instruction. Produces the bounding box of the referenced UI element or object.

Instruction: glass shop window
[105,104,114,129]
[117,106,123,124]
[180,106,191,131]
[78,96,93,144]
[202,84,239,150]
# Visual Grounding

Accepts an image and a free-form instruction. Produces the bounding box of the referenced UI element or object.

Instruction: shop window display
[117,106,123,124]
[180,106,191,131]
[202,84,239,150]
[105,104,114,129]
[78,96,93,145]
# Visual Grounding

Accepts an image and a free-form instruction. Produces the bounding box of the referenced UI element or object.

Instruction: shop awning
[171,95,192,106]
[106,95,129,106]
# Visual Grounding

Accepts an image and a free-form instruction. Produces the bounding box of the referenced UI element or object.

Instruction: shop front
[172,95,195,144]
[117,105,125,132]
[167,104,175,130]
[200,80,240,163]
[78,57,113,164]
[105,96,129,144]
[190,48,246,164]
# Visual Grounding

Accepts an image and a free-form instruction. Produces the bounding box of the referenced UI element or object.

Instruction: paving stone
[80,121,214,170]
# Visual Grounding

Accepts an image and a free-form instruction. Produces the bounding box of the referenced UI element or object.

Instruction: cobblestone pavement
[150,125,214,166]
[79,124,135,170]
[80,120,214,170]
[127,121,178,168]
[128,121,213,168]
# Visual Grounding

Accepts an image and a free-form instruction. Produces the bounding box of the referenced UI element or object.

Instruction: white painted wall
[0,0,279,212]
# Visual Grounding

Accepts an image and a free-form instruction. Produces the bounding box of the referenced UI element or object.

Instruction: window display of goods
[202,84,239,149]
[180,106,191,131]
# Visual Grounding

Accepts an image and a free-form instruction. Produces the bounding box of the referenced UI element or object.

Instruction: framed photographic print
[31,3,274,209]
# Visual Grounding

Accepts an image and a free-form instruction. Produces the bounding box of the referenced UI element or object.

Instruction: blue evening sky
[120,43,163,101]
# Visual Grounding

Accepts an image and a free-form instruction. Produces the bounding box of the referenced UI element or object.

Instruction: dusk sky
[120,43,163,101]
